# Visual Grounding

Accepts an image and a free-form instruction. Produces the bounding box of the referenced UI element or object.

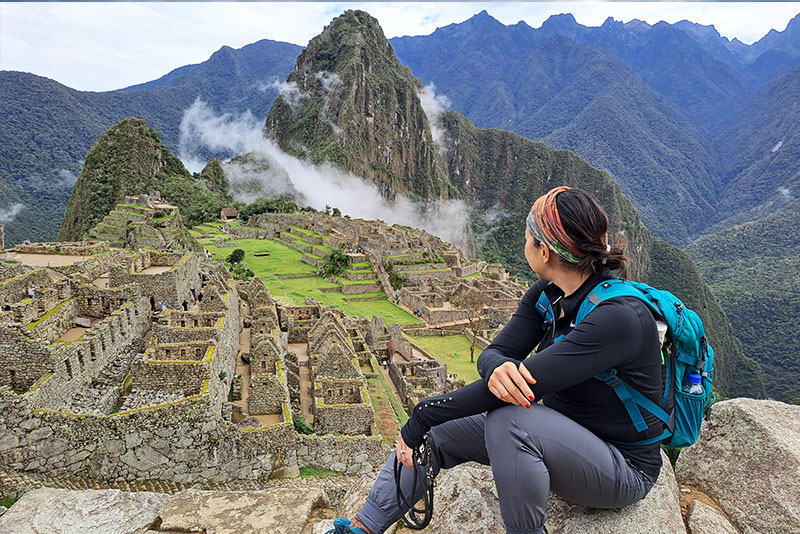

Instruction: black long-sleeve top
[400,270,664,477]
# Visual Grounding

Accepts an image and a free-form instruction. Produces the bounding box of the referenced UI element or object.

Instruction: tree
[319,248,349,278]
[454,287,491,363]
[227,248,245,264]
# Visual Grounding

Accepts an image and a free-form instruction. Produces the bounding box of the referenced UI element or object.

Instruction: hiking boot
[325,518,368,534]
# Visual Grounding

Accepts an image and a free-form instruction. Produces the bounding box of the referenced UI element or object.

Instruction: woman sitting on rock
[329,187,664,534]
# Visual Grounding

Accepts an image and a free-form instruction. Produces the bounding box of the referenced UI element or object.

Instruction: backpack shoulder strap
[535,282,556,329]
[576,278,661,325]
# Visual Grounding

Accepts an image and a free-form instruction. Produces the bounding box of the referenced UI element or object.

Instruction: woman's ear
[540,241,551,264]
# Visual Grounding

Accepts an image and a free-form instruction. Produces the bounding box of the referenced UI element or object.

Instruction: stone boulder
[158,488,328,534]
[0,488,167,534]
[686,500,739,534]
[545,450,686,533]
[333,453,683,534]
[676,399,800,534]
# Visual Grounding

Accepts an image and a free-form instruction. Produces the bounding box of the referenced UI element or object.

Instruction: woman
[329,187,663,534]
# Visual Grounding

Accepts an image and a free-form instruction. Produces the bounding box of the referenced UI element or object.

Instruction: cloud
[177,99,473,252]
[264,80,309,112]
[778,186,792,201]
[418,83,451,148]
[0,203,25,225]
[57,169,78,188]
[315,71,341,92]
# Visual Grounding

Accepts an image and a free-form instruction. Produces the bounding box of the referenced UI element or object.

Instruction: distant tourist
[23,237,31,245]
[27,284,35,299]
[197,292,203,303]
[160,301,167,313]
[149,296,156,312]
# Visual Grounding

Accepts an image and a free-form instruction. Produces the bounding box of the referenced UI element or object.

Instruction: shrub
[293,414,314,435]
[227,248,245,264]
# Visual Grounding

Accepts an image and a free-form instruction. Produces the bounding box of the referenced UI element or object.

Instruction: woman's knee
[484,405,537,455]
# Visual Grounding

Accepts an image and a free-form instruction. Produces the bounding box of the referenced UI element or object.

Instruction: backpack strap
[595,369,672,431]
[576,279,661,324]
[535,284,556,331]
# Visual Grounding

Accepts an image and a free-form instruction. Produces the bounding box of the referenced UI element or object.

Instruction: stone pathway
[290,342,314,423]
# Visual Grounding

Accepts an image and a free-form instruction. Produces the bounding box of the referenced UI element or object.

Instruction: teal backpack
[536,278,715,448]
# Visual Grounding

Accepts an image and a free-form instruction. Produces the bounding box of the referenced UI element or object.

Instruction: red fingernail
[526,403,531,408]
[528,395,534,401]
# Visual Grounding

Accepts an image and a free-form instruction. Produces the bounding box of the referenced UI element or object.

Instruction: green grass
[464,272,483,279]
[351,262,372,269]
[190,227,419,324]
[299,466,345,478]
[1,496,19,508]
[371,355,409,426]
[290,225,329,241]
[406,335,482,383]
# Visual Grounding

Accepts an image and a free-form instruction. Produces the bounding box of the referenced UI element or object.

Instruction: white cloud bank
[0,203,26,225]
[178,100,472,252]
[418,83,451,148]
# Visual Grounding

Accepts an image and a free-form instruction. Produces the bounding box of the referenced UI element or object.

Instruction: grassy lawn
[190,226,419,324]
[406,335,483,383]
[367,375,402,446]
[464,272,483,279]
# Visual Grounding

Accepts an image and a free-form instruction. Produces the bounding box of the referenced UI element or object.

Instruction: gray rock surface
[158,488,328,533]
[336,455,683,534]
[0,488,167,534]
[687,500,739,534]
[545,450,686,533]
[676,399,800,534]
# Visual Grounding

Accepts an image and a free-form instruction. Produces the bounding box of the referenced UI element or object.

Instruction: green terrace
[190,224,419,324]
[405,334,482,383]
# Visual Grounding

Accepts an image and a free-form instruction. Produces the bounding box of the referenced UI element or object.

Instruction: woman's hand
[487,361,537,407]
[396,432,414,468]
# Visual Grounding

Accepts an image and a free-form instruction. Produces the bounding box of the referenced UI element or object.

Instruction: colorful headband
[526,186,584,264]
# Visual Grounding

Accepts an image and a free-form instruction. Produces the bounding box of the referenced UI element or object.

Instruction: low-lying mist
[178,99,473,253]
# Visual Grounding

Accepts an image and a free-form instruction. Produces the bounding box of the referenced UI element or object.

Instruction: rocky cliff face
[265,10,453,201]
[59,117,231,241]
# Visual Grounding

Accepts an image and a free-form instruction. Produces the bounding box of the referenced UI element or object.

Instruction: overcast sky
[1,2,798,92]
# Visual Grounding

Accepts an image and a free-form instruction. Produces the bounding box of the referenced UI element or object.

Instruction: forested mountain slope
[0,39,300,245]
[687,200,800,403]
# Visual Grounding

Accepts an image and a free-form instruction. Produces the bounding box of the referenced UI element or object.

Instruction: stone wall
[296,434,390,475]
[248,373,289,415]
[313,402,375,436]
[340,282,382,294]
[0,386,299,487]
[110,252,199,309]
[0,327,56,393]
[0,269,53,305]
[152,341,212,361]
[16,242,108,256]
[25,298,78,343]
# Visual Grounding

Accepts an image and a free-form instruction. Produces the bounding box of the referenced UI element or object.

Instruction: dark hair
[554,189,628,277]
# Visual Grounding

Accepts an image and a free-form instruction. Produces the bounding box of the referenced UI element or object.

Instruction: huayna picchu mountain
[59,117,231,241]
[263,10,765,399]
[265,10,453,201]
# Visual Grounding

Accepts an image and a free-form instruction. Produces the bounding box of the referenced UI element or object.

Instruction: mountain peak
[467,9,503,27]
[541,13,578,29]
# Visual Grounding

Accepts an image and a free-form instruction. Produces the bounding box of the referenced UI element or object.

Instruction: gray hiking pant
[358,403,658,534]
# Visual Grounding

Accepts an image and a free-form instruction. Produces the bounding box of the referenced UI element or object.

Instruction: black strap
[394,437,435,529]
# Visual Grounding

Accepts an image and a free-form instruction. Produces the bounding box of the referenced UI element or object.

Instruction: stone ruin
[308,311,375,436]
